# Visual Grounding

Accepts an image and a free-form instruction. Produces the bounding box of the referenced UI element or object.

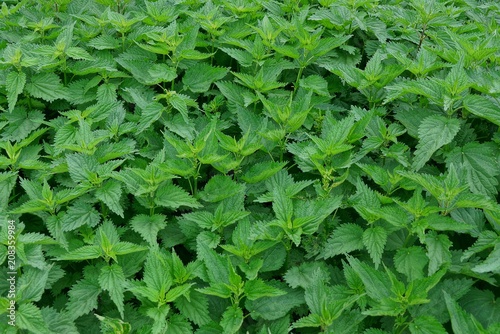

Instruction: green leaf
[66,153,98,184]
[245,285,305,321]
[413,115,461,171]
[66,46,93,60]
[0,172,17,210]
[182,63,229,93]
[220,306,243,334]
[57,245,102,261]
[444,291,485,334]
[99,264,126,318]
[363,226,387,269]
[321,224,364,259]
[244,279,286,300]
[446,142,499,196]
[154,181,202,209]
[461,288,500,328]
[112,242,148,256]
[148,63,177,83]
[147,304,170,334]
[6,71,26,112]
[241,161,287,183]
[409,316,447,334]
[199,175,245,202]
[17,266,51,302]
[292,314,322,329]
[130,214,167,247]
[272,188,293,223]
[67,278,102,320]
[471,243,500,274]
[347,256,391,301]
[95,179,124,217]
[164,283,193,303]
[393,246,428,281]
[174,291,211,326]
[425,231,452,275]
[95,314,131,334]
[299,75,330,96]
[25,72,69,102]
[61,203,100,231]
[137,102,164,134]
[17,303,50,334]
[463,95,500,127]
[198,244,229,284]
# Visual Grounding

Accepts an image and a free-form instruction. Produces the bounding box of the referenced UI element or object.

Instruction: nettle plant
[1,0,500,333]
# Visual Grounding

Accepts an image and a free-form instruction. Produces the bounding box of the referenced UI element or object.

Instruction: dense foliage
[1,0,500,333]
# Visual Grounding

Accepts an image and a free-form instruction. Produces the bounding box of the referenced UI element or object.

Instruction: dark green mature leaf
[182,63,229,93]
[409,316,447,334]
[99,264,126,318]
[244,279,286,300]
[25,73,69,102]
[130,214,167,247]
[6,71,26,112]
[394,246,428,281]
[17,303,50,334]
[322,224,364,259]
[413,115,461,171]
[174,291,211,326]
[463,95,500,126]
[444,292,485,334]
[220,306,243,334]
[67,278,102,320]
[446,142,499,196]
[154,181,202,209]
[347,256,391,301]
[95,179,124,217]
[363,226,387,269]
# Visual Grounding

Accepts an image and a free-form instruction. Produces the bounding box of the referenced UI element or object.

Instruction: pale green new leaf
[413,115,461,171]
[6,71,26,112]
[99,264,126,318]
[363,226,387,269]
